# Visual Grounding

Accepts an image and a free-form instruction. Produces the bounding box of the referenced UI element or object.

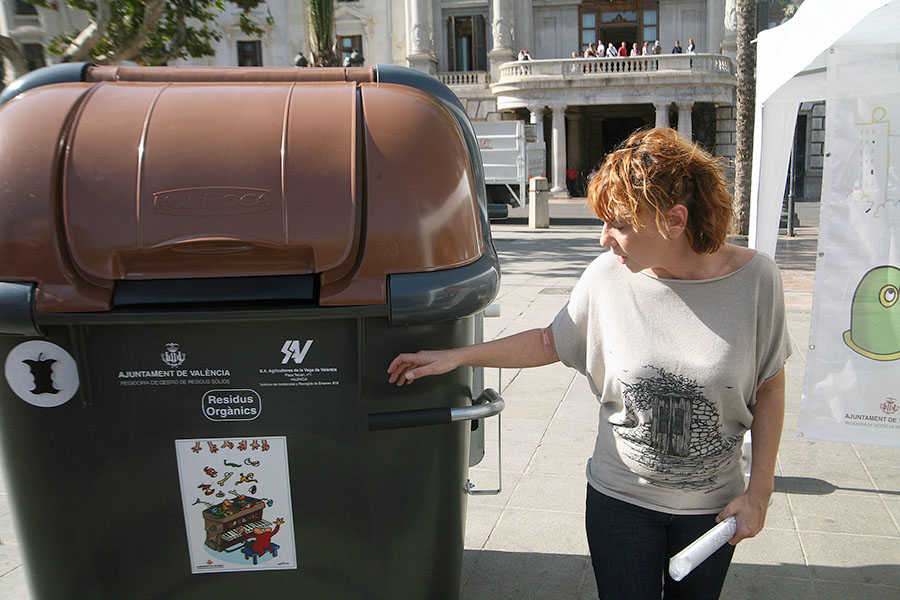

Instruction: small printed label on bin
[117,342,232,387]
[256,339,342,388]
[202,389,262,421]
[175,436,298,574]
[4,340,80,408]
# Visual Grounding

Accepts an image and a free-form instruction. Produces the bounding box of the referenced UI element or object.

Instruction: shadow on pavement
[724,562,900,597]
[774,475,900,496]
[463,549,591,599]
[492,237,604,280]
[498,217,604,227]
[463,550,900,598]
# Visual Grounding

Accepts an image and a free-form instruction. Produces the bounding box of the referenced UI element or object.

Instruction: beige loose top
[551,251,792,514]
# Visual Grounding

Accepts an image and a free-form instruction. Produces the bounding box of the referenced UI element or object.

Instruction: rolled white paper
[668,516,737,582]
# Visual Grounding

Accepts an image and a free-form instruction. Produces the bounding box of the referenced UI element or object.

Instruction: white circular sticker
[4,341,80,408]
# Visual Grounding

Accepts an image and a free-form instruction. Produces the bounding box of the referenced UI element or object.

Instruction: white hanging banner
[799,42,900,446]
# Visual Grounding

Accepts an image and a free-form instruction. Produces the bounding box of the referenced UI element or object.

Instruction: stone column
[488,0,515,83]
[654,102,669,129]
[550,104,568,197]
[566,109,583,172]
[676,101,694,142]
[721,0,737,59]
[707,0,726,58]
[528,104,545,124]
[407,0,437,74]
[519,0,534,57]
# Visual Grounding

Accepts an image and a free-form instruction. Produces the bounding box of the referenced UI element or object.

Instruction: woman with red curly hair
[388,128,791,599]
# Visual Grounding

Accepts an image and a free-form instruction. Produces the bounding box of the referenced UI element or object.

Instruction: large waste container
[0,63,501,599]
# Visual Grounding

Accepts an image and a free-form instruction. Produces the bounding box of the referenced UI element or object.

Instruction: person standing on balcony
[652,40,662,55]
[584,43,597,58]
[618,41,629,56]
[630,43,640,56]
[672,40,683,53]
[687,38,697,54]
[597,40,606,56]
[388,128,791,600]
[642,41,651,55]
[607,43,619,58]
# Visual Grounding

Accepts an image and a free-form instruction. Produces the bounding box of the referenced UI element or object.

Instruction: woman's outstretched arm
[387,327,559,386]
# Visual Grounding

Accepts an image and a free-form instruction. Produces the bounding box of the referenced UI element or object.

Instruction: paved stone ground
[1,199,898,599]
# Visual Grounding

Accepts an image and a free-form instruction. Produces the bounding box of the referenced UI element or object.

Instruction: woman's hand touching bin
[387,328,560,386]
[387,350,463,386]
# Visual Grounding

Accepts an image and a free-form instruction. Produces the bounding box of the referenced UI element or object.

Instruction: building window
[15,1,38,15]
[237,41,262,66]
[447,15,486,71]
[337,35,362,64]
[23,44,45,71]
[642,10,657,44]
[579,0,658,52]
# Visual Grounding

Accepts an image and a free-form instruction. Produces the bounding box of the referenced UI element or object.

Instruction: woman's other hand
[387,350,461,386]
[715,490,770,545]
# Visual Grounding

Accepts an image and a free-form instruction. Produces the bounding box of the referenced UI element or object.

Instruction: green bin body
[0,64,500,599]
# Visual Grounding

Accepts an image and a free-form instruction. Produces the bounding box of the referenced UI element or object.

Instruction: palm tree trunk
[0,35,28,84]
[733,0,756,235]
[308,0,340,67]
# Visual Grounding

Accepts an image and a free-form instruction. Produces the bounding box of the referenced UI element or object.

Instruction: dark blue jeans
[585,484,736,599]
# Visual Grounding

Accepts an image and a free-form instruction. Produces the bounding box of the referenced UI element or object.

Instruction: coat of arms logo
[881,397,898,415]
[162,342,186,368]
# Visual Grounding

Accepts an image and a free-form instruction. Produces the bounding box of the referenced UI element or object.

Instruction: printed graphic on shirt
[613,366,742,492]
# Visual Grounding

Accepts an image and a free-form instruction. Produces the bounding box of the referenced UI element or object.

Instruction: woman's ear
[665,204,688,237]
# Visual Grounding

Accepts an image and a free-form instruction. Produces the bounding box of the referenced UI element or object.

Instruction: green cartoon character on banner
[843,265,900,361]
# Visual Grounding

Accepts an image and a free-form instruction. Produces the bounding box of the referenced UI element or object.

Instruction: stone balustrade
[498,53,734,82]
[436,71,490,86]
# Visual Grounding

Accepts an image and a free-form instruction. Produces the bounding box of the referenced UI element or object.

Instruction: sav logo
[882,397,898,415]
[153,187,273,216]
[281,340,313,365]
[162,343,186,368]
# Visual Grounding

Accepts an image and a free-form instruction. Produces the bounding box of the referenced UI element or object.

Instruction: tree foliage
[5,0,270,71]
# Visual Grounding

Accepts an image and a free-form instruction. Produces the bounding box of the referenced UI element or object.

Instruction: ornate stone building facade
[4,1,767,197]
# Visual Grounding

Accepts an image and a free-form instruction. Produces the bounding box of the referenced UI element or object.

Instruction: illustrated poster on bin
[175,436,298,574]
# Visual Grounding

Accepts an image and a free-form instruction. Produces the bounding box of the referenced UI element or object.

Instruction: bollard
[529,176,550,229]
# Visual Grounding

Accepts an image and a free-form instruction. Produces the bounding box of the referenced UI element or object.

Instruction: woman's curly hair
[587,127,733,254]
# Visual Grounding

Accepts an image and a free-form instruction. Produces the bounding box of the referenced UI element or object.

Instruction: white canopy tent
[748,0,895,257]
[750,0,900,446]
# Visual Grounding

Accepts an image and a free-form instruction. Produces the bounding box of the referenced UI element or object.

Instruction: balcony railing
[437,71,490,87]
[498,53,735,81]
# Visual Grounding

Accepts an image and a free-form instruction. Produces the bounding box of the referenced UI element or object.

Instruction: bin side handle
[367,388,504,431]
[466,371,503,496]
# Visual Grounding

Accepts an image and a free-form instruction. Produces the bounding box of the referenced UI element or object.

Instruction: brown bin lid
[64,81,361,281]
[0,70,483,312]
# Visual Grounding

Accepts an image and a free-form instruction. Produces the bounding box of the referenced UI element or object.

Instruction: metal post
[787,139,796,237]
